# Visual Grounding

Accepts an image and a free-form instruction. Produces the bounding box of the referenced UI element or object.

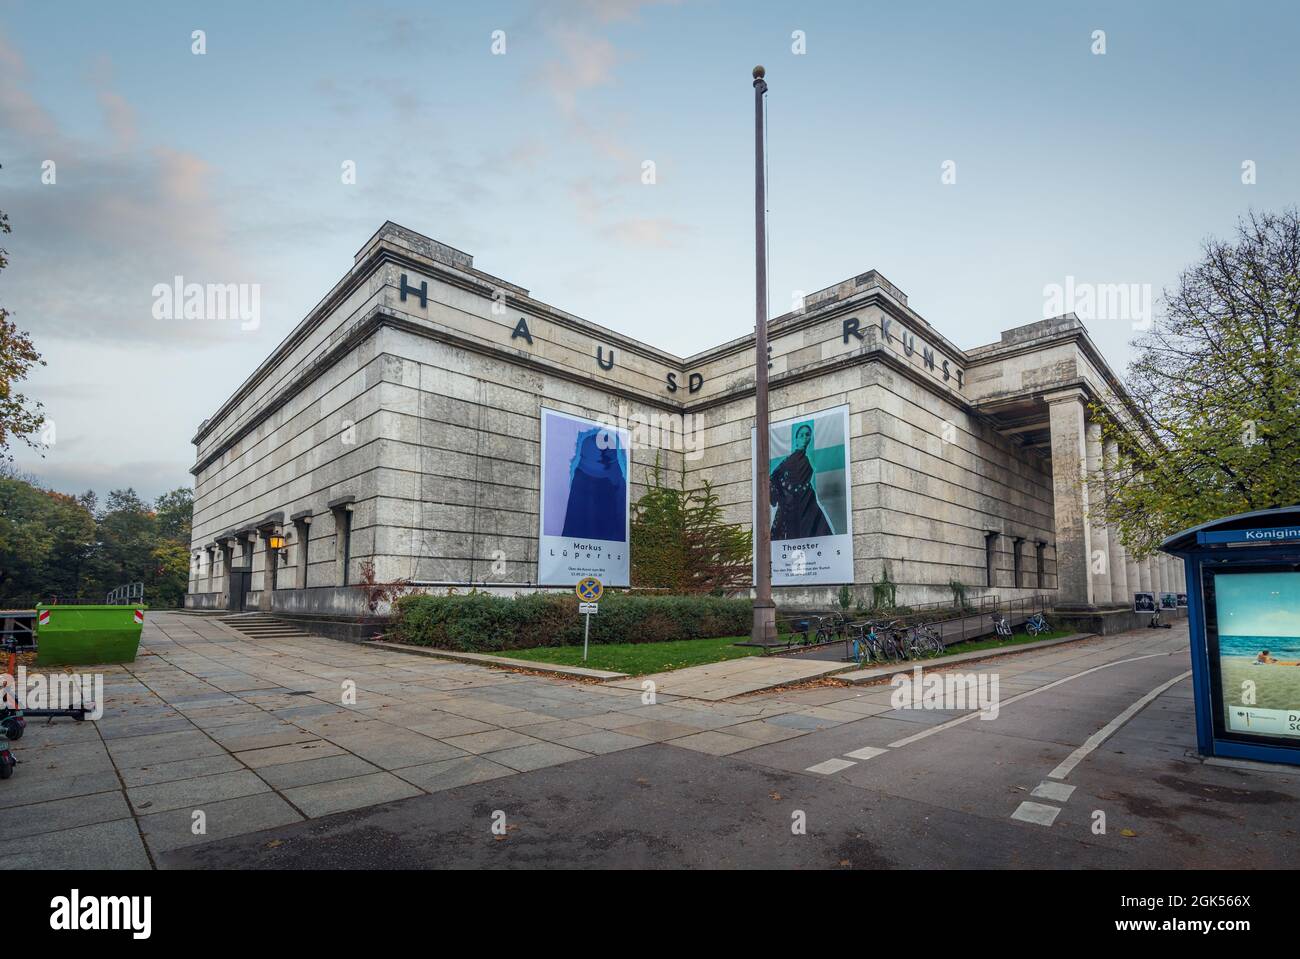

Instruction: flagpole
[751,65,775,645]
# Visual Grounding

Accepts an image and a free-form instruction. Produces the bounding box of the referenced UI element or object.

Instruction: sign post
[575,577,604,663]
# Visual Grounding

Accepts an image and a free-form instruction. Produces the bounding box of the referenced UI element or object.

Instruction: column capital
[1042,387,1089,406]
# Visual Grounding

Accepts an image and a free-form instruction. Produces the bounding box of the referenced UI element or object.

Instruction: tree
[0,168,46,460]
[84,488,157,597]
[0,473,194,608]
[1094,208,1300,556]
[0,476,96,605]
[155,487,194,541]
[631,459,752,595]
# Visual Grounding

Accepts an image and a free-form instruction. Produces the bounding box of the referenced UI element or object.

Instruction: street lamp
[751,65,776,645]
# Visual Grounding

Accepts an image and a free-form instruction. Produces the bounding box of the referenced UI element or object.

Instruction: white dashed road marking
[844,745,888,761]
[806,758,856,775]
[1031,780,1076,802]
[1011,801,1061,827]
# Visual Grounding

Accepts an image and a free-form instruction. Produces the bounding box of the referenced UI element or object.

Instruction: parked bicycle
[789,612,849,647]
[992,613,1012,637]
[906,622,945,657]
[816,612,850,644]
[849,619,943,664]
[1024,612,1051,636]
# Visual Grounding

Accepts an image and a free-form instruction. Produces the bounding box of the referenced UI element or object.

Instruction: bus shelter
[1161,506,1300,766]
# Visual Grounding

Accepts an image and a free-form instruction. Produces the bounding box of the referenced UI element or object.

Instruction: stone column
[1102,438,1132,608]
[1084,420,1112,605]
[1121,551,1138,606]
[1139,556,1153,594]
[1045,389,1094,606]
[219,539,235,606]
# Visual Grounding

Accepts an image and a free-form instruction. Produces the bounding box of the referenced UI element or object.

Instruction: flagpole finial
[752,65,765,80]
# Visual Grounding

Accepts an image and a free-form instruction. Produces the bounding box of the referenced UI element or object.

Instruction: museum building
[185,222,1186,620]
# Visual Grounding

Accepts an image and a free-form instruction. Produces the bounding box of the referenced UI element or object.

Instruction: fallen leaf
[1120,828,1137,838]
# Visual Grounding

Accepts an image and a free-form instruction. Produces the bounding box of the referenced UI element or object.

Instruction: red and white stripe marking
[133,609,145,624]
[37,609,50,626]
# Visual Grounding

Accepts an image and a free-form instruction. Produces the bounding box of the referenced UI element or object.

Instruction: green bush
[390,592,752,652]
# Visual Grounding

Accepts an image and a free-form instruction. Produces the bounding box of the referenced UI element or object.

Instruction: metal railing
[106,582,145,606]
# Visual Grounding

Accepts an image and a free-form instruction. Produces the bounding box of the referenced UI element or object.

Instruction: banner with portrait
[537,408,630,586]
[753,404,854,586]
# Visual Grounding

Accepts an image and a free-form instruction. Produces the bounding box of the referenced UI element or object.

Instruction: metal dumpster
[34,604,146,666]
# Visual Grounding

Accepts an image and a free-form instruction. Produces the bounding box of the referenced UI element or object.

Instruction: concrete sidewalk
[6,611,1294,870]
[0,612,848,868]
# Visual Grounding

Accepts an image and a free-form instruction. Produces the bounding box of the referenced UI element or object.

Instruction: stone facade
[186,222,1184,617]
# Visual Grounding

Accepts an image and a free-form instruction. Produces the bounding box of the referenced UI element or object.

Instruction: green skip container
[34,604,147,666]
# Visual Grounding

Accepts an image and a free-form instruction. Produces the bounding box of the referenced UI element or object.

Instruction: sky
[1215,572,1300,638]
[1,0,1297,500]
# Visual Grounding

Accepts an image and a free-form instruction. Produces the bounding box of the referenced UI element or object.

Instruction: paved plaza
[4,612,1298,869]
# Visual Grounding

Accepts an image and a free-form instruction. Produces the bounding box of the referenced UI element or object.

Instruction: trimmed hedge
[390,593,752,653]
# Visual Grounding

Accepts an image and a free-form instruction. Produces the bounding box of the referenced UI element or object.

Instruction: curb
[364,640,630,681]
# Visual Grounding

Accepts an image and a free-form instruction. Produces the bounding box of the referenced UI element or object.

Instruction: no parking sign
[575,577,603,661]
[575,577,603,604]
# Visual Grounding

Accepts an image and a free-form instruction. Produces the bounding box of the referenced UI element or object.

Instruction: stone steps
[218,614,317,641]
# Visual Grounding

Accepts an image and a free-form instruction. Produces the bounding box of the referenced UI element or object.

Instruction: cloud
[541,26,621,115]
[0,31,247,346]
[535,3,688,246]
[602,216,692,249]
[573,0,683,25]
[0,33,58,141]
[15,455,193,501]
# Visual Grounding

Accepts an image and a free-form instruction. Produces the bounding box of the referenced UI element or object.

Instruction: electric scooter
[0,611,92,779]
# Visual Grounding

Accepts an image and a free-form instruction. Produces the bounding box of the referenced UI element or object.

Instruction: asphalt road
[160,624,1300,869]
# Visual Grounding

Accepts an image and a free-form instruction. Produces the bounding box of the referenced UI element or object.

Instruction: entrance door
[228,569,252,611]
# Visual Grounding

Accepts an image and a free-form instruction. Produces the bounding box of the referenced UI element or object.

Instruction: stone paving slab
[255,754,383,790]
[6,790,132,840]
[391,755,515,792]
[281,772,423,818]
[0,769,123,810]
[481,741,590,772]
[138,792,304,855]
[127,769,271,814]
[235,739,347,769]
[603,655,852,700]
[117,753,249,788]
[0,817,151,870]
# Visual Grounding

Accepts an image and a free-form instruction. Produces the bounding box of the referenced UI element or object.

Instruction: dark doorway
[228,569,252,611]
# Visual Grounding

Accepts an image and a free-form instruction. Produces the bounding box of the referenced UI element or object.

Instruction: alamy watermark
[1043,276,1152,330]
[594,403,705,462]
[890,665,1000,720]
[152,276,260,331]
[1,667,103,720]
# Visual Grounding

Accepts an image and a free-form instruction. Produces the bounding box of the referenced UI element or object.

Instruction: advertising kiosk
[1161,506,1300,766]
